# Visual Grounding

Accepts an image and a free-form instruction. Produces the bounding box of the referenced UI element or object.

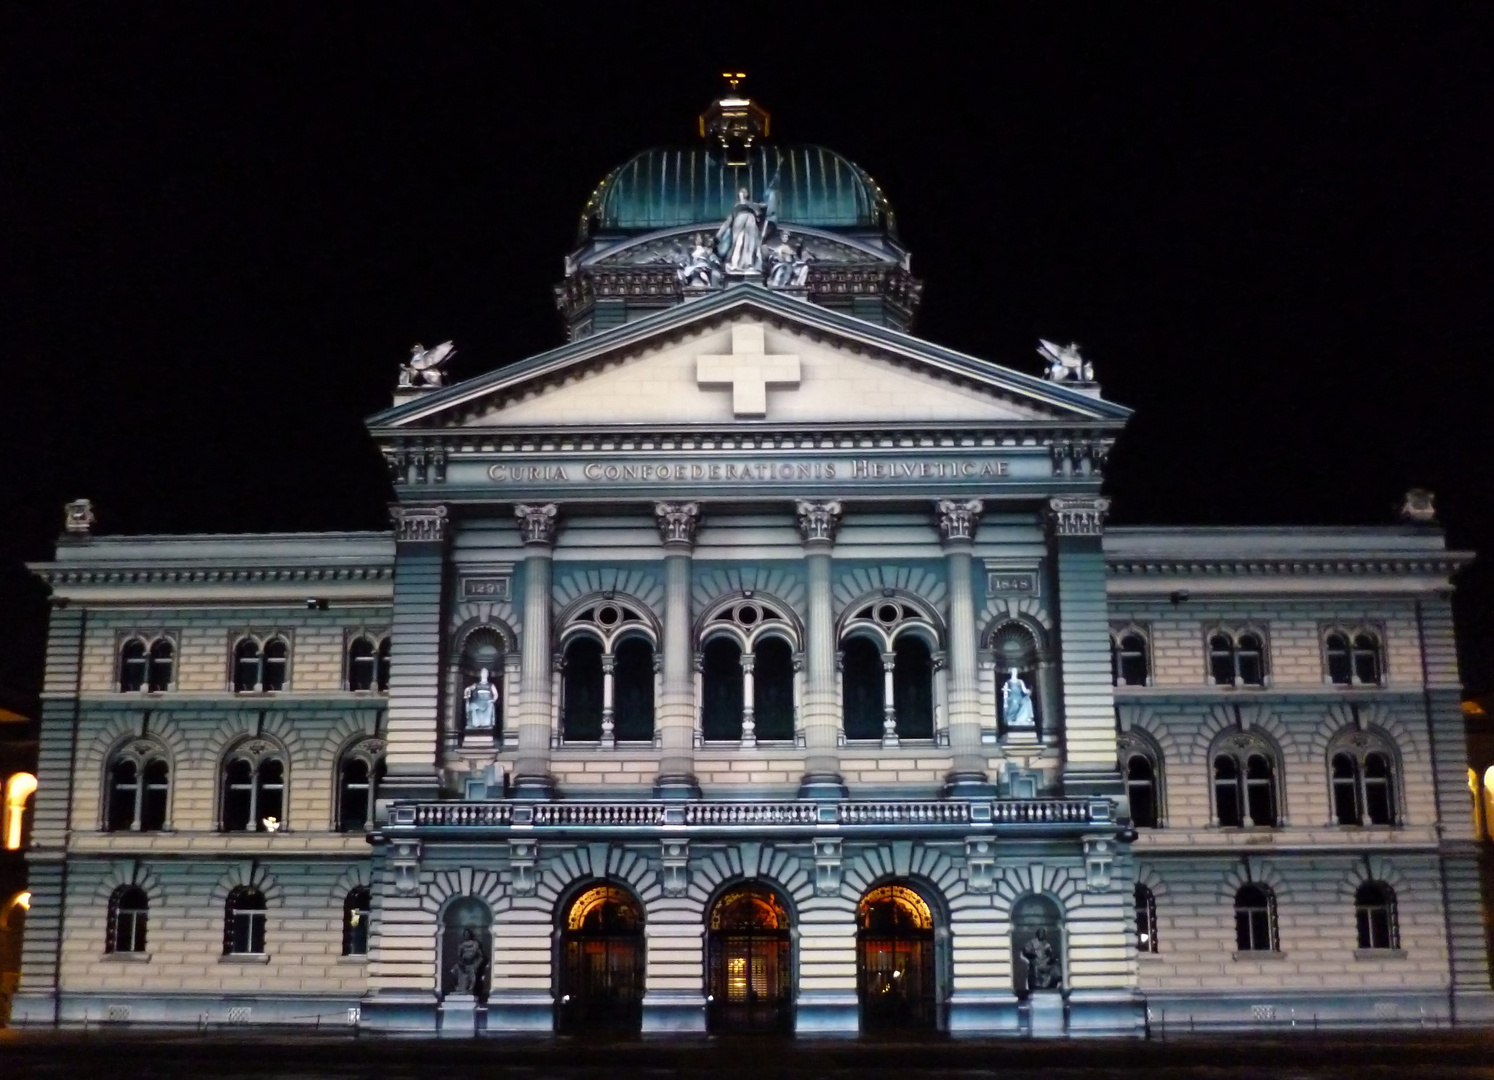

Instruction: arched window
[891,636,934,740]
[560,637,605,741]
[347,636,379,692]
[377,637,392,691]
[841,636,885,741]
[343,886,372,956]
[1209,628,1268,687]
[857,883,937,1031]
[119,639,149,692]
[1471,769,1485,840]
[105,743,170,832]
[557,884,646,1034]
[221,744,286,832]
[1234,884,1277,952]
[1325,627,1383,686]
[612,637,656,742]
[148,639,174,692]
[1212,736,1281,827]
[1328,734,1398,826]
[1111,628,1150,687]
[107,885,149,954]
[701,637,744,741]
[1355,882,1398,951]
[1134,884,1158,954]
[224,886,267,955]
[1120,734,1161,828]
[3,773,37,850]
[337,740,386,832]
[706,883,793,1033]
[232,635,290,692]
[751,636,795,742]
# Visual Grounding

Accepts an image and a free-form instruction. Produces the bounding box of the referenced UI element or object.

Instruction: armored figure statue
[1001,669,1035,729]
[464,667,498,730]
[449,928,486,995]
[1021,927,1061,991]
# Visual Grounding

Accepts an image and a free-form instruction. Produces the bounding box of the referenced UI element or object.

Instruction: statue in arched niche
[1002,669,1035,729]
[464,668,498,730]
[1021,927,1061,990]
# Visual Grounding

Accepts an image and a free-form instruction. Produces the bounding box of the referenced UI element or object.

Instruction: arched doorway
[857,883,936,1030]
[706,883,793,1032]
[557,884,645,1034]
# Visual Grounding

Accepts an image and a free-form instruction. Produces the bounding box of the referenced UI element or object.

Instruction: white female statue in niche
[464,668,499,730]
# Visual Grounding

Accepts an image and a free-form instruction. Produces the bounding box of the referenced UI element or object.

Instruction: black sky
[2,4,1492,694]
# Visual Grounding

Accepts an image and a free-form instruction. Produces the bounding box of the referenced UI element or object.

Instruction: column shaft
[654,502,701,797]
[513,504,558,798]
[797,501,845,797]
[938,499,990,795]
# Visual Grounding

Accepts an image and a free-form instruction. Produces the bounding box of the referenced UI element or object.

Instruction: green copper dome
[579,144,896,241]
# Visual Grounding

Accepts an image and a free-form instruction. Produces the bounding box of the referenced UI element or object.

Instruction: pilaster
[383,504,449,803]
[937,498,990,796]
[1046,496,1120,801]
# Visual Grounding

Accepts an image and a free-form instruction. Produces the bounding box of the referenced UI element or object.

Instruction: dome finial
[699,72,770,166]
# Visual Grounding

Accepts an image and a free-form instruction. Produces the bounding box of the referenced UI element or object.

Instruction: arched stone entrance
[556,883,645,1034]
[706,882,793,1032]
[857,883,936,1030]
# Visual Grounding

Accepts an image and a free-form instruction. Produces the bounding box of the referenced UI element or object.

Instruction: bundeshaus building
[13,83,1491,1036]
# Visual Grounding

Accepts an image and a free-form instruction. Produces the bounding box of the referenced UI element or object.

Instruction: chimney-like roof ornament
[699,72,771,166]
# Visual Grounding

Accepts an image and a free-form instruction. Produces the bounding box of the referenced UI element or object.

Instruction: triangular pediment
[368,287,1130,432]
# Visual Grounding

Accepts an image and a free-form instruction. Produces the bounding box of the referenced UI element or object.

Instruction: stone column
[513,503,558,799]
[383,504,449,804]
[881,650,899,748]
[937,498,991,796]
[740,652,757,748]
[1046,496,1119,801]
[600,653,616,748]
[654,502,701,798]
[796,500,846,798]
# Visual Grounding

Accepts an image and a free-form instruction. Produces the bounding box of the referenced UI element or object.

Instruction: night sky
[2,6,1492,695]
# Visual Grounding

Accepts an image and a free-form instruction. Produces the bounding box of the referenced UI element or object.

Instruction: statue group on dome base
[675,180,811,290]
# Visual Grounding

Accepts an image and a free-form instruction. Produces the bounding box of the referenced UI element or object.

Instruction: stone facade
[11,90,1491,1035]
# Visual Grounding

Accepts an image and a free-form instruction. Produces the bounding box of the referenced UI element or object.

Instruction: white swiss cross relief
[463,319,1051,426]
[695,324,801,418]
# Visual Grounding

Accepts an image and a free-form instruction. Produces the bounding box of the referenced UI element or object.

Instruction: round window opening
[598,606,620,627]
[877,604,900,626]
[737,604,760,626]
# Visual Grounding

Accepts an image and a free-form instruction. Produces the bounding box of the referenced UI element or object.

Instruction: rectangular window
[230,910,266,955]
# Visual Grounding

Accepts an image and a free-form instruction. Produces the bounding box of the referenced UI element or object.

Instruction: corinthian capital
[514,503,559,547]
[390,504,448,544]
[795,500,842,546]
[654,502,701,549]
[935,498,983,544]
[1046,495,1111,538]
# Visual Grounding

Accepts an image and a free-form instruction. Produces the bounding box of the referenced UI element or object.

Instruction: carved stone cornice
[1046,496,1110,538]
[936,499,983,544]
[390,504,449,545]
[514,503,559,548]
[654,502,701,550]
[795,500,842,547]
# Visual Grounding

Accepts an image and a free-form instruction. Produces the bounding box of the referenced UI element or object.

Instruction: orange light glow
[3,773,37,850]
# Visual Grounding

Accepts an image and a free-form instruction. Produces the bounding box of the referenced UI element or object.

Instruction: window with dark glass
[1331,744,1396,826]
[233,638,262,692]
[561,637,605,741]
[701,637,745,741]
[1352,634,1382,685]
[348,636,378,691]
[107,885,149,954]
[841,637,884,741]
[1326,633,1353,685]
[376,637,392,691]
[1355,882,1397,950]
[224,886,267,955]
[106,751,170,832]
[343,886,372,956]
[1234,884,1276,952]
[262,638,288,691]
[107,759,139,832]
[1127,754,1158,828]
[1134,884,1158,954]
[1214,743,1279,827]
[222,752,286,832]
[338,750,384,832]
[119,639,149,692]
[1244,754,1277,826]
[1113,632,1149,687]
[148,639,174,692]
[612,637,656,742]
[1213,755,1242,827]
[1364,752,1395,824]
[891,636,934,740]
[1332,752,1361,824]
[752,636,795,741]
[1209,634,1236,686]
[1236,634,1265,686]
[1211,630,1267,687]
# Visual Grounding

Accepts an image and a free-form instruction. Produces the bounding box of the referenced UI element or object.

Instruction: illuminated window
[1234,884,1277,952]
[342,887,371,956]
[3,772,37,850]
[1134,884,1158,954]
[1355,882,1398,950]
[107,885,149,954]
[1472,769,1485,839]
[224,886,266,955]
